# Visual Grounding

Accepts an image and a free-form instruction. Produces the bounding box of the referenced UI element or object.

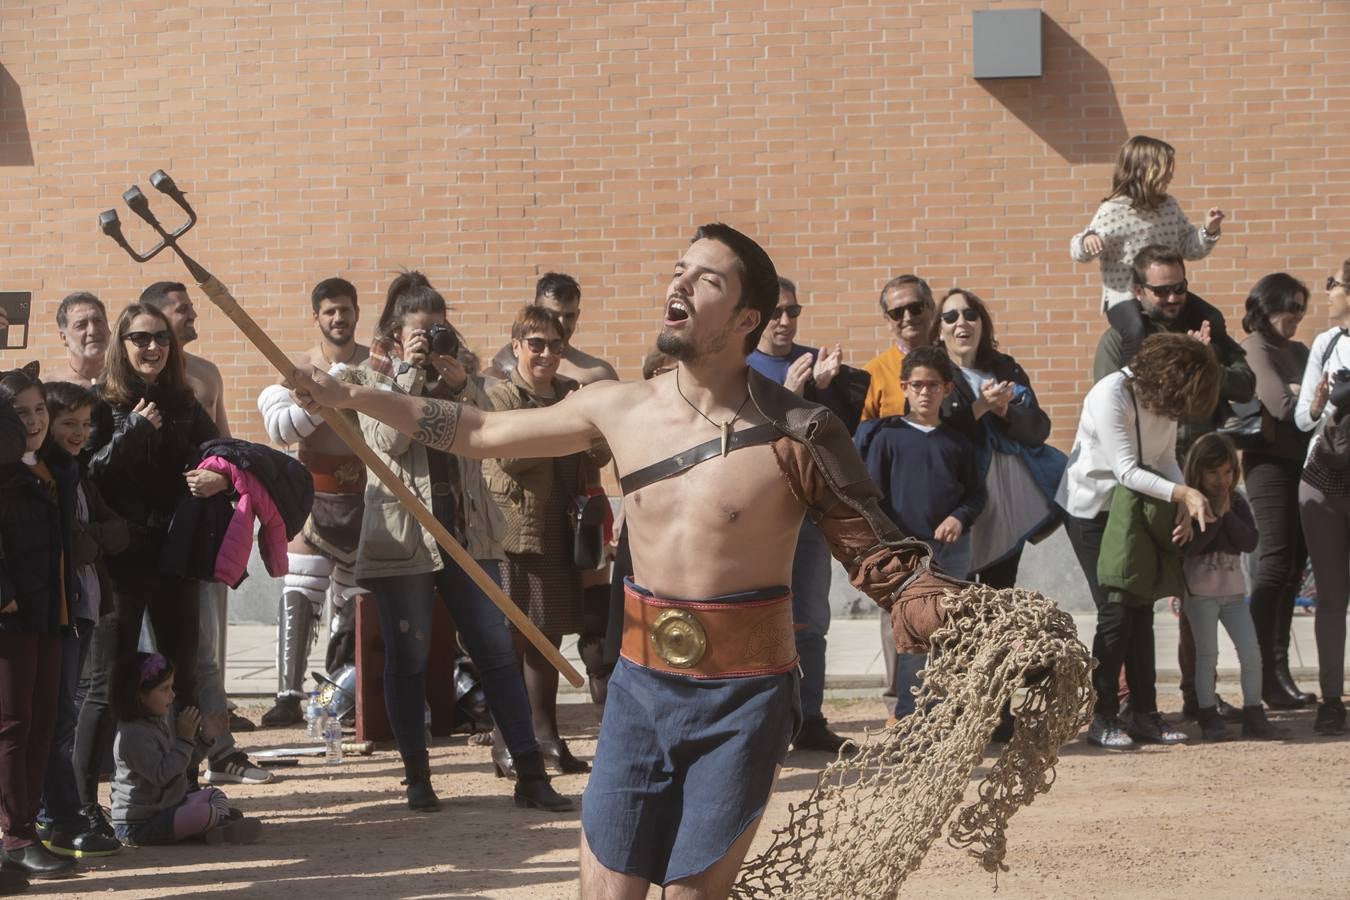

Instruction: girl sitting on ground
[1181,434,1281,741]
[110,652,262,846]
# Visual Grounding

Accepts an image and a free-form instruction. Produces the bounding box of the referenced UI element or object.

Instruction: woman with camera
[484,306,609,775]
[355,272,570,811]
[1294,260,1350,735]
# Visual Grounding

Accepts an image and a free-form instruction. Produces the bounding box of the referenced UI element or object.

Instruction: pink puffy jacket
[197,456,288,588]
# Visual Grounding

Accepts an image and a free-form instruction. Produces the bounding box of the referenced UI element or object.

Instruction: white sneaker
[204,752,275,785]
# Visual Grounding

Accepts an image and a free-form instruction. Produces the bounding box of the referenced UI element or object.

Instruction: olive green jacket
[1096,487,1185,607]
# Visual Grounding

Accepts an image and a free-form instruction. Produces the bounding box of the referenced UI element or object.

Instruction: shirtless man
[486,272,620,703]
[140,281,273,784]
[256,278,370,726]
[54,292,112,386]
[290,224,953,898]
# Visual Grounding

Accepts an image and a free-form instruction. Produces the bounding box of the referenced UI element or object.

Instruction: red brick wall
[2,1,1346,447]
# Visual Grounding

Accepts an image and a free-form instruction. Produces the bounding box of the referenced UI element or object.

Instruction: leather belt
[300,448,365,494]
[620,583,799,679]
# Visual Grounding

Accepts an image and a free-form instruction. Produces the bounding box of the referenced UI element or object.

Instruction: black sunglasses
[1327,276,1348,291]
[1143,279,1188,298]
[884,300,929,322]
[523,337,564,355]
[123,330,172,349]
[940,308,980,325]
[773,304,803,320]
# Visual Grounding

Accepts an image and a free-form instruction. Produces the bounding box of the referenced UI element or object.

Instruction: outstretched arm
[289,363,605,459]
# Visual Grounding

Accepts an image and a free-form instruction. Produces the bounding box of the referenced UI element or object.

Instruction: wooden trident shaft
[99,176,584,687]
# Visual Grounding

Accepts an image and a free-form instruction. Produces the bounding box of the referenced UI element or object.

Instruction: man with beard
[140,282,272,784]
[54,292,112,386]
[1090,245,1255,724]
[288,224,957,897]
[256,278,370,726]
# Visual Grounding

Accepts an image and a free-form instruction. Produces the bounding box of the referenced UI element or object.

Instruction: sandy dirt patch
[38,695,1350,899]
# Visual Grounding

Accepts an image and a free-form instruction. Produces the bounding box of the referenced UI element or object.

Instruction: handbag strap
[1123,373,1163,478]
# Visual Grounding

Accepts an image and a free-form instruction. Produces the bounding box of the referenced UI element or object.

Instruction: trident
[98,172,584,688]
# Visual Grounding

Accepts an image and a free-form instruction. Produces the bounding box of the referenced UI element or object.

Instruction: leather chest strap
[619,423,780,496]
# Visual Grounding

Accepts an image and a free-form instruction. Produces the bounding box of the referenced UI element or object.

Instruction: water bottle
[305,693,322,740]
[324,703,343,765]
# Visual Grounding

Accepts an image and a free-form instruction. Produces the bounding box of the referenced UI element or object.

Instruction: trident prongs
[98,170,199,265]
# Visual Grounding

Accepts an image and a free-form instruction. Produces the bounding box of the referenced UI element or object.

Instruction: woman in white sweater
[1056,333,1220,749]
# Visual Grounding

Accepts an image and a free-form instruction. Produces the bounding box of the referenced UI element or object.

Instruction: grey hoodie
[111,716,194,825]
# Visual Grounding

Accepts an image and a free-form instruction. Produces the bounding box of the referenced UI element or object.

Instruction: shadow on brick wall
[978,17,1127,166]
[0,65,33,167]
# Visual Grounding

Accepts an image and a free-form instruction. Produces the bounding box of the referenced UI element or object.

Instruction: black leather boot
[1195,707,1233,743]
[490,728,515,780]
[400,752,440,812]
[512,751,574,812]
[2,845,75,879]
[1314,698,1346,736]
[537,737,590,774]
[792,717,857,757]
[1273,646,1316,705]
[1261,659,1306,710]
[1240,705,1283,740]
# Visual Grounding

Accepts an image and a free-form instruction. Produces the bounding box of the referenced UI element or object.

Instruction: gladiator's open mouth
[666,299,691,322]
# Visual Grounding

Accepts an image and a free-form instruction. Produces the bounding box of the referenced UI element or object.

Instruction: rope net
[733,584,1094,899]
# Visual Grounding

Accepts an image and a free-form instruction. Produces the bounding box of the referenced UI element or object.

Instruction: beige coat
[483,369,608,555]
[354,362,506,582]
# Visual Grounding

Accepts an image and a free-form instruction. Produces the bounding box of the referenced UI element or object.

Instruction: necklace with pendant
[675,368,751,457]
[320,341,358,368]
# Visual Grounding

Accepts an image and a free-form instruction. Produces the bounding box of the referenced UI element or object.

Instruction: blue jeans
[365,560,537,761]
[892,535,970,718]
[38,625,91,830]
[791,520,832,721]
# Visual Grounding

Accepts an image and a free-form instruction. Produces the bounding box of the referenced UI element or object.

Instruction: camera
[1330,368,1350,411]
[424,323,460,360]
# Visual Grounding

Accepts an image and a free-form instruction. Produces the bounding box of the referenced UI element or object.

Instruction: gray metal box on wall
[973,9,1043,79]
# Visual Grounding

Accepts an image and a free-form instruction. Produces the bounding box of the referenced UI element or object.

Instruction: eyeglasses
[1327,277,1349,291]
[884,300,930,322]
[1143,279,1188,298]
[773,304,803,320]
[940,308,980,325]
[523,337,564,355]
[900,379,945,394]
[123,330,172,349]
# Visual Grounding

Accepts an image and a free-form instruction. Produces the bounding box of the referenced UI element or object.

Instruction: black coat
[0,448,79,633]
[195,438,314,540]
[161,440,313,583]
[0,399,22,466]
[939,351,1051,450]
[87,387,219,572]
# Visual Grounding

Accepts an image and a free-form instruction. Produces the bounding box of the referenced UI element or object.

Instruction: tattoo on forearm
[412,399,460,450]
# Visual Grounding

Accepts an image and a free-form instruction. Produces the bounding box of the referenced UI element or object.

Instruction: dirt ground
[36,692,1350,899]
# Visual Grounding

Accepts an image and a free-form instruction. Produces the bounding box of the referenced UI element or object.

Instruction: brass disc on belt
[649,608,707,668]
